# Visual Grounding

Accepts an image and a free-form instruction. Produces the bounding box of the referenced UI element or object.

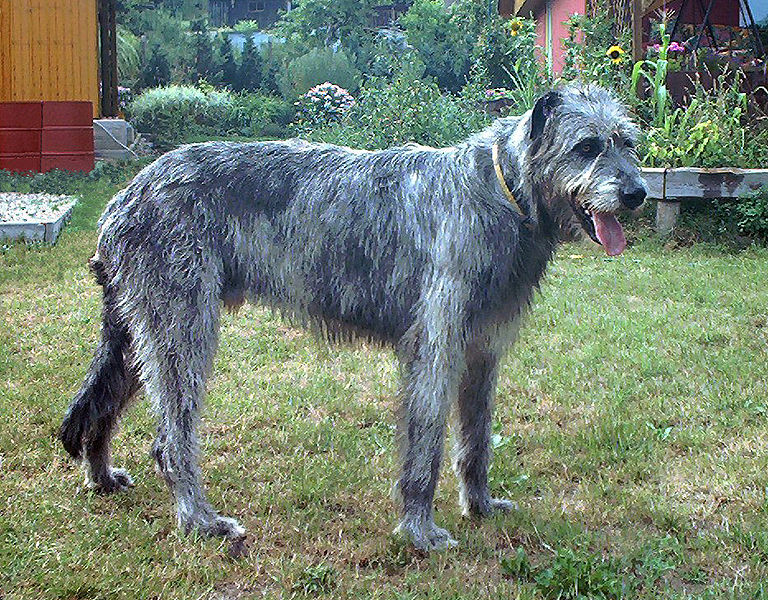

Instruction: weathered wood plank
[642,167,768,200]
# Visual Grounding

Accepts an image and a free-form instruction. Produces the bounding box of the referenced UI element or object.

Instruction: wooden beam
[643,167,768,200]
[98,0,118,117]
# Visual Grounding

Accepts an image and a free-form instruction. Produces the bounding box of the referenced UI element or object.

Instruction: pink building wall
[526,0,587,74]
[550,0,584,72]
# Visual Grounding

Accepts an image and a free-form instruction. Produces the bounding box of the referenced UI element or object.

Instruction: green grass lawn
[2,174,768,599]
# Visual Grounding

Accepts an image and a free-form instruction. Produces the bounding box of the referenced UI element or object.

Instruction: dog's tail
[60,255,133,459]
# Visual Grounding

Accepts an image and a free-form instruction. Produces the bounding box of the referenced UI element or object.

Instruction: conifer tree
[216,33,238,89]
[191,17,216,83]
[237,34,263,92]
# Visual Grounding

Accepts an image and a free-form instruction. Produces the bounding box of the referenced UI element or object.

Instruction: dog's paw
[182,512,246,541]
[394,517,458,551]
[87,467,135,494]
[463,496,518,518]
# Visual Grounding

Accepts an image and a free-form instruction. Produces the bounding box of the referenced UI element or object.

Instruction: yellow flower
[606,45,625,64]
[509,19,522,36]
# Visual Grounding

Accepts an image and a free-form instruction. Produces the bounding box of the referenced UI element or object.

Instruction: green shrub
[136,44,172,90]
[472,13,541,91]
[232,93,295,137]
[304,60,490,149]
[277,47,361,100]
[134,9,191,88]
[731,191,768,241]
[128,85,238,149]
[295,83,355,130]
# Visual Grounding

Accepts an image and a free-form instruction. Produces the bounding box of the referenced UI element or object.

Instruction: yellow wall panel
[0,0,100,116]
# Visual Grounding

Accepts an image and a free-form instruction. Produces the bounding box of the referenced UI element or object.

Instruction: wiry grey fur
[60,84,646,550]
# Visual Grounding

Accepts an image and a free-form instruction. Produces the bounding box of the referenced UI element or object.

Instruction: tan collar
[492,141,530,225]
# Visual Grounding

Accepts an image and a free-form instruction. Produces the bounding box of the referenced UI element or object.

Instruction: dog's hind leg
[452,346,516,517]
[60,263,141,493]
[134,271,245,540]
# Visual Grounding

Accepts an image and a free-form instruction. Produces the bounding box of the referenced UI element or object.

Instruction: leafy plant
[631,20,672,127]
[732,190,768,241]
[271,0,377,58]
[232,19,262,33]
[292,562,338,595]
[474,15,541,91]
[500,547,532,579]
[136,44,172,90]
[231,93,294,137]
[134,9,191,86]
[638,69,768,168]
[535,548,625,600]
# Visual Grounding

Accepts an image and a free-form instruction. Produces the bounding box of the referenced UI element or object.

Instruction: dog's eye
[575,138,601,158]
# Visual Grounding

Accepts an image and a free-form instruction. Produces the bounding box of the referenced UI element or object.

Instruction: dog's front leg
[394,330,463,550]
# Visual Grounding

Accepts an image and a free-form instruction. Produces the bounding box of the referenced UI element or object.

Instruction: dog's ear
[530,91,563,141]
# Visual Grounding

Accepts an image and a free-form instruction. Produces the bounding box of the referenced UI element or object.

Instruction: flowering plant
[650,41,685,53]
[483,88,516,102]
[295,82,355,128]
[118,86,133,112]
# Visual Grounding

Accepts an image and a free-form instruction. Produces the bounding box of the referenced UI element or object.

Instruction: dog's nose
[620,186,646,210]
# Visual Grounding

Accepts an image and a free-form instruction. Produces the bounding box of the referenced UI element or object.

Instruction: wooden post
[98,0,119,118]
[631,0,642,62]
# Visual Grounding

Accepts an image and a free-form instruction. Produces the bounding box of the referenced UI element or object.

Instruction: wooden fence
[0,0,100,118]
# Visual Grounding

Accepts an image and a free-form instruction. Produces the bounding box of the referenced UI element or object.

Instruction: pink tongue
[592,212,626,256]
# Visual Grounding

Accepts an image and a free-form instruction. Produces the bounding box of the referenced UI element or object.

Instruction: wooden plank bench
[642,167,768,234]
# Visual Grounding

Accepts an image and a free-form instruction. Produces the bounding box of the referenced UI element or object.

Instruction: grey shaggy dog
[60,84,646,550]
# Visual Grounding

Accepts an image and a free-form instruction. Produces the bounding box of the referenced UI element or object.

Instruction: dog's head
[511,85,646,256]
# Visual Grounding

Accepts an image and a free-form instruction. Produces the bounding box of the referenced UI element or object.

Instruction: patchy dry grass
[2,176,768,599]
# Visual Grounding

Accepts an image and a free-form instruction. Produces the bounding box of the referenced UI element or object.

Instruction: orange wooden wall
[0,0,100,117]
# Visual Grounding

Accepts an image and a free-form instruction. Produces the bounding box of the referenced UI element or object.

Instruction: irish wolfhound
[60,84,646,550]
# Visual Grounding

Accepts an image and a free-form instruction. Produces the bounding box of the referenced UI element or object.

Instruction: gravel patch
[0,193,78,224]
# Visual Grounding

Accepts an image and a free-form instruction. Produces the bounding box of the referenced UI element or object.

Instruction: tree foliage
[271,0,378,56]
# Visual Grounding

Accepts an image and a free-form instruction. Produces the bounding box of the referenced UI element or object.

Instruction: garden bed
[0,192,78,244]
